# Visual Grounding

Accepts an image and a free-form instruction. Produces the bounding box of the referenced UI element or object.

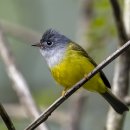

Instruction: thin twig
[0,30,48,130]
[24,40,130,130]
[0,103,16,130]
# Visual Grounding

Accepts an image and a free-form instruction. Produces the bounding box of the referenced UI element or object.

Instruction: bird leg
[62,88,68,96]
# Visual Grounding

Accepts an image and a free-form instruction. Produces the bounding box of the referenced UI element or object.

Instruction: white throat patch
[40,47,66,68]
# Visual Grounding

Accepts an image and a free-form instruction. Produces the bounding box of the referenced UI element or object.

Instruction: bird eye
[46,40,53,46]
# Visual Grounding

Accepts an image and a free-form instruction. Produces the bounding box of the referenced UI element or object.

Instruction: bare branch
[109,0,128,43]
[0,30,48,130]
[0,103,16,130]
[24,40,130,130]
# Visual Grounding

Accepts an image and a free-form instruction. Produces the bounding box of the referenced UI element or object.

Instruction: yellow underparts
[51,44,108,95]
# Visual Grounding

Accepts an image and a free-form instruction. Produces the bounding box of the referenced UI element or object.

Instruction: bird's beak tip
[31,43,41,47]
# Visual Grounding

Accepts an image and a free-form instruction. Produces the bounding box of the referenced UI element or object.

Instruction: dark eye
[46,40,53,46]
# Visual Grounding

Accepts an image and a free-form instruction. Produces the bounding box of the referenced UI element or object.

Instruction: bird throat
[40,47,66,68]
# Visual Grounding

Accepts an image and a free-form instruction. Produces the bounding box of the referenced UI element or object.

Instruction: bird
[32,29,129,114]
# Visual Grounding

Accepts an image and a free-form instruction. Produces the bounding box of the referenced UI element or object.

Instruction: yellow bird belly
[51,47,107,93]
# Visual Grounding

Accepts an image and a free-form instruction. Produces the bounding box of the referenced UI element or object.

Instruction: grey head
[32,29,71,68]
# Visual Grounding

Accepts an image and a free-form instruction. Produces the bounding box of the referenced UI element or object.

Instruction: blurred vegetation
[0,0,129,130]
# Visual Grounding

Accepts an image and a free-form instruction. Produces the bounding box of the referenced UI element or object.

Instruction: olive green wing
[69,42,111,88]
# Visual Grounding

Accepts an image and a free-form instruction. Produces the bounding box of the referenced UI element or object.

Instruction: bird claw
[62,89,67,96]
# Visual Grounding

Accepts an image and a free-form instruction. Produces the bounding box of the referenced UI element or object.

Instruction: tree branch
[0,103,16,130]
[0,30,48,130]
[24,40,130,130]
[109,0,128,43]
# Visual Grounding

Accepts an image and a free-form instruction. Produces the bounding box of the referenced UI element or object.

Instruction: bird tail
[100,90,129,114]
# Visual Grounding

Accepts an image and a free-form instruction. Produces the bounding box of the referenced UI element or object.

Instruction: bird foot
[62,89,67,96]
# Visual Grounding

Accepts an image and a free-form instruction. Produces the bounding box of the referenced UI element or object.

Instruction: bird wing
[69,42,111,88]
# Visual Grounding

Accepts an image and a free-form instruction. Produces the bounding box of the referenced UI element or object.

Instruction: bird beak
[32,42,41,47]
